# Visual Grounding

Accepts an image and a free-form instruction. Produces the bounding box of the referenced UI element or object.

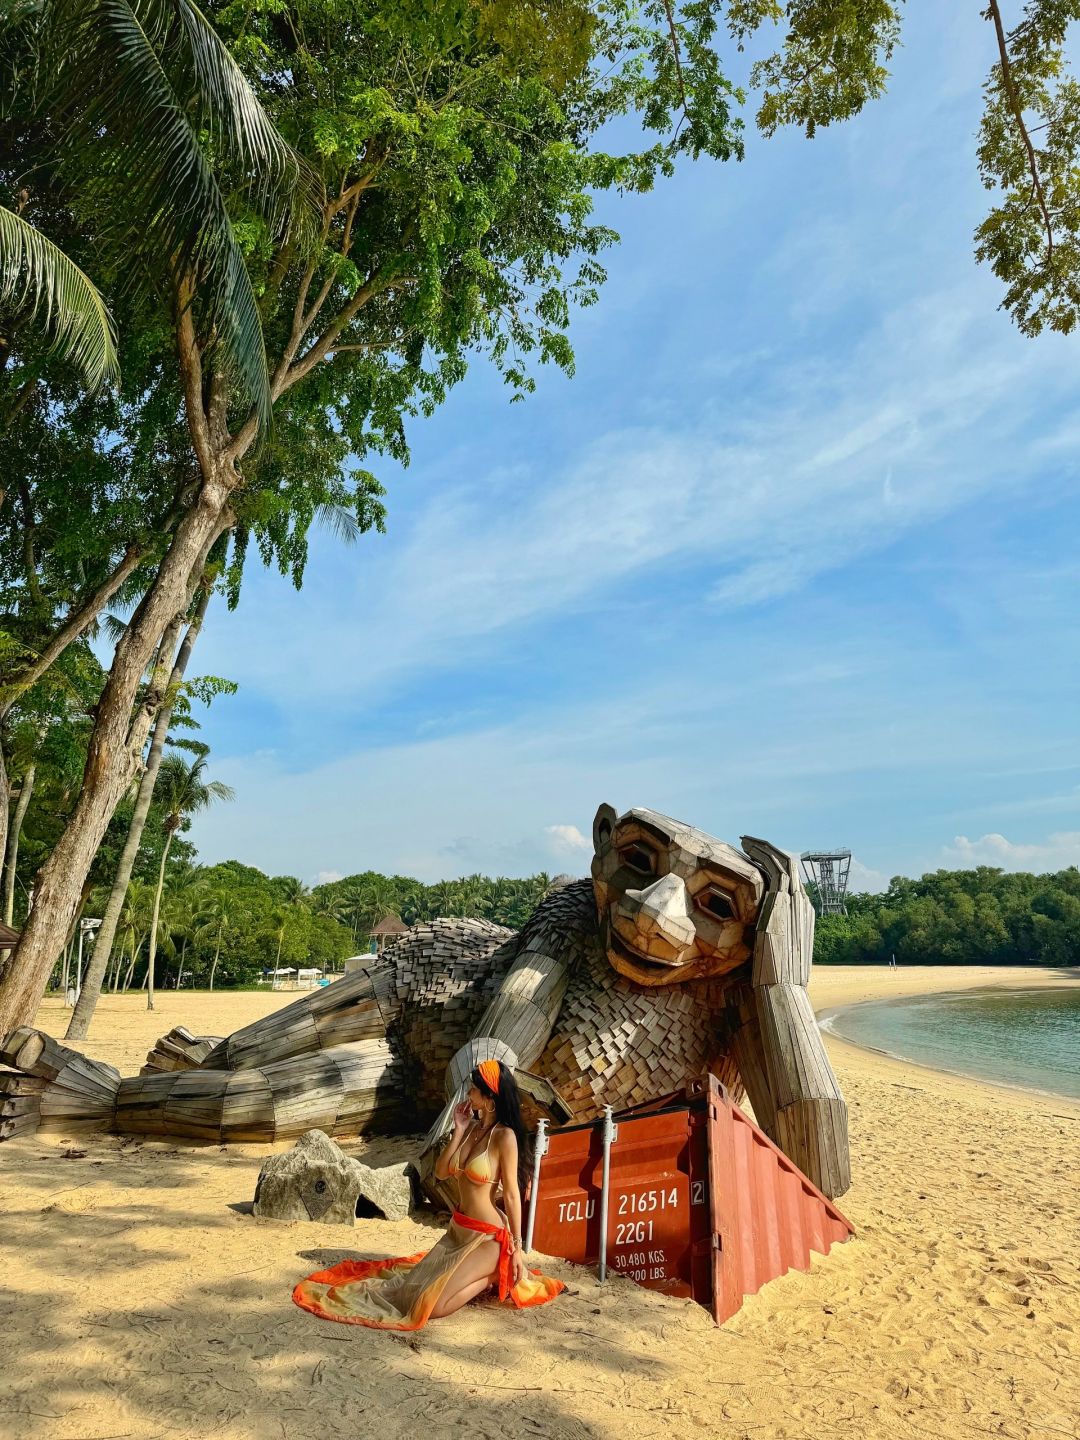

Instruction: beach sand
[0,965,1077,1440]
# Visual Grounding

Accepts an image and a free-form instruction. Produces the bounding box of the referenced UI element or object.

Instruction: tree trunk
[0,744,9,922]
[0,478,230,1037]
[65,583,210,1042]
[122,934,140,992]
[176,936,187,991]
[209,927,222,992]
[112,932,128,992]
[146,833,174,1012]
[0,757,27,925]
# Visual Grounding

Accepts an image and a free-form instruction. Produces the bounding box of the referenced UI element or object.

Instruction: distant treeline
[70,852,1078,995]
[69,860,554,993]
[311,869,553,939]
[815,867,1080,967]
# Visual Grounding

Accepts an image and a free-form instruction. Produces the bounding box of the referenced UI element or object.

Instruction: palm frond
[44,0,273,426]
[172,0,323,238]
[100,611,128,645]
[0,204,118,388]
[315,502,363,547]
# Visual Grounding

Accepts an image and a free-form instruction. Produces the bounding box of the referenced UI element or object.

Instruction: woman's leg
[429,1238,500,1319]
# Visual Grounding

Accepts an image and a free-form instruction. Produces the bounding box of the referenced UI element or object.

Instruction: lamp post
[74,918,102,1004]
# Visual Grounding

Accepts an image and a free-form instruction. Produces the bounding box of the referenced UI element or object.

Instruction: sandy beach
[1,964,1077,1440]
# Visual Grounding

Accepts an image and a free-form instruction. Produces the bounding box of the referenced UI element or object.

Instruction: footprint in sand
[991,1267,1031,1287]
[1016,1255,1053,1272]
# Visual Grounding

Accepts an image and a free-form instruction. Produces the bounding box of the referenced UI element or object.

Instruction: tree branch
[175,278,214,477]
[0,543,146,718]
[987,0,1054,258]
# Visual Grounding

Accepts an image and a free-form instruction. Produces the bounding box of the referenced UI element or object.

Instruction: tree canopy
[5,2,1080,1029]
[815,866,1080,968]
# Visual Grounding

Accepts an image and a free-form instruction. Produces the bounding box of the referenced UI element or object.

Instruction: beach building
[369,913,408,954]
[263,966,324,991]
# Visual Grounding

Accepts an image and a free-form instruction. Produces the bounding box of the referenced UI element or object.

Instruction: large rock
[252,1129,413,1225]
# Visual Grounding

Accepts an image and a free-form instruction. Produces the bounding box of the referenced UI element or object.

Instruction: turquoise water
[821,985,1080,1099]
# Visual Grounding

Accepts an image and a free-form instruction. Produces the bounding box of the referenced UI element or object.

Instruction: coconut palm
[160,864,206,989]
[145,755,232,1010]
[191,890,230,991]
[115,878,155,991]
[309,889,347,924]
[277,876,311,908]
[0,0,318,407]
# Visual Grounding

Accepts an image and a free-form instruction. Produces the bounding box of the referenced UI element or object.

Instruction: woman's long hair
[472,1061,531,1191]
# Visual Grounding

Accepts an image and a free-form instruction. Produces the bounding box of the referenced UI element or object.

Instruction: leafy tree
[0,0,910,1031]
[815,865,1080,967]
[144,753,233,1008]
[7,0,1080,1035]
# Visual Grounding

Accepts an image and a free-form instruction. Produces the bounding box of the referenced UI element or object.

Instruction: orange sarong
[292,1210,565,1330]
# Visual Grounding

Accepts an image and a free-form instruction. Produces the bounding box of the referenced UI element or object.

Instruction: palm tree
[1,0,318,406]
[160,864,205,989]
[116,878,154,991]
[145,755,232,1010]
[277,876,311,907]
[309,889,347,924]
[267,877,309,979]
[192,891,230,991]
[427,880,460,919]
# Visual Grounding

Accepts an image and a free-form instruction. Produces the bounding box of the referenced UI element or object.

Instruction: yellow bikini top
[448,1124,502,1186]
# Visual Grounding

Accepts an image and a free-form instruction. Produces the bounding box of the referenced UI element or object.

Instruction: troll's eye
[619,842,656,876]
[696,886,734,922]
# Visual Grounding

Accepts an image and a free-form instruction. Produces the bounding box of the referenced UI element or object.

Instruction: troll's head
[590,804,768,987]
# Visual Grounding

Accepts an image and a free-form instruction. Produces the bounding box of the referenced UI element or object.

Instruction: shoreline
[808,963,1080,1117]
[818,985,1079,1105]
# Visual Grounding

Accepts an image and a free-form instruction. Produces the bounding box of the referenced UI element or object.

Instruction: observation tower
[800,850,851,916]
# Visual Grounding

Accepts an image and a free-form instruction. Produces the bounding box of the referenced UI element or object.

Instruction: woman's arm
[496,1129,527,1284]
[433,1105,472,1181]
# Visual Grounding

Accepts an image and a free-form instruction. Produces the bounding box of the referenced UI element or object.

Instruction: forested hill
[75,857,1078,996]
[814,867,1080,967]
[310,871,554,940]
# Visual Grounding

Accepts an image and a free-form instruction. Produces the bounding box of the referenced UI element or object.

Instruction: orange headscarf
[477,1058,501,1094]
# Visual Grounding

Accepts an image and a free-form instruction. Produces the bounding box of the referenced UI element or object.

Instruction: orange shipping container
[527,1075,853,1324]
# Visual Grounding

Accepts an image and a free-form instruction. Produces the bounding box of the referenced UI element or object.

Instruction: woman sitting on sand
[293,1060,565,1329]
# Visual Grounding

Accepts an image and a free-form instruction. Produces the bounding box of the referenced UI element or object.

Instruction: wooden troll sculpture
[0,806,850,1197]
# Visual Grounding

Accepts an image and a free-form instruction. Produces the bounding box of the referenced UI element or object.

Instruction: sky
[190,6,1080,892]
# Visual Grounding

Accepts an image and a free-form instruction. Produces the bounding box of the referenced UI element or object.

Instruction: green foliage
[815,866,1080,967]
[1,0,319,423]
[311,869,553,944]
[975,1,1080,336]
[0,203,118,388]
[730,1,903,138]
[92,860,554,990]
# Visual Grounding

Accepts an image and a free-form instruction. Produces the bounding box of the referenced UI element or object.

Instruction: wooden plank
[221,1071,275,1142]
[115,1073,175,1133]
[1,1112,43,1139]
[2,1029,69,1079]
[0,1096,39,1118]
[0,1072,48,1097]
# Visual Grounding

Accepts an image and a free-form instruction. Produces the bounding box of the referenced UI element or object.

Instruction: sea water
[820,985,1080,1099]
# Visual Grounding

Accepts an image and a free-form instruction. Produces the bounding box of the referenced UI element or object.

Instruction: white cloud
[315,869,343,885]
[942,832,1080,872]
[201,280,1080,710]
[849,858,889,894]
[545,823,592,854]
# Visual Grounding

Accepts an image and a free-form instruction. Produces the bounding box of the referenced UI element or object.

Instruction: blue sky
[190,6,1080,890]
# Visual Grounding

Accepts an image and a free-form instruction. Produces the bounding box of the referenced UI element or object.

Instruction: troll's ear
[592,803,618,854]
[739,836,815,987]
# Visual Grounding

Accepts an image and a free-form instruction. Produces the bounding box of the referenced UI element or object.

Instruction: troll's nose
[623,873,697,952]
